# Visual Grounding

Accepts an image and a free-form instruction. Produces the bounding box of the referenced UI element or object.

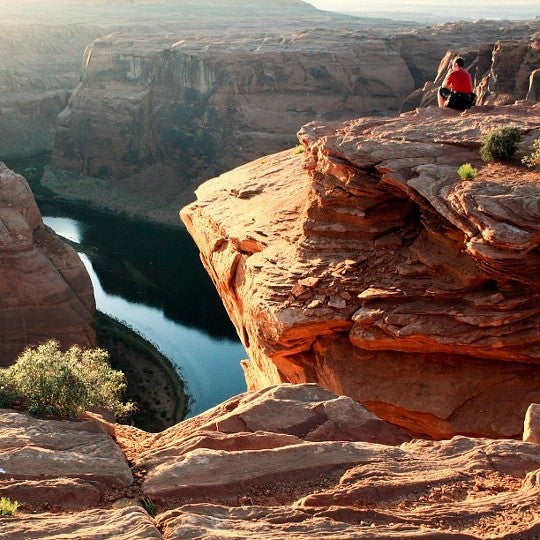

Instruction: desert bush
[522,138,540,168]
[0,370,19,408]
[480,126,522,163]
[457,163,477,180]
[292,144,305,154]
[0,497,19,516]
[0,340,134,419]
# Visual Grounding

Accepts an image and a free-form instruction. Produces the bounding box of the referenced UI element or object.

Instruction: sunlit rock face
[181,103,540,439]
[2,385,539,538]
[0,163,95,365]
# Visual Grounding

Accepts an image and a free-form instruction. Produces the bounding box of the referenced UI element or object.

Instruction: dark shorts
[439,87,476,110]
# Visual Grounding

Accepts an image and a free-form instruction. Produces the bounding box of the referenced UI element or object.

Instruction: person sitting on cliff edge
[438,56,476,111]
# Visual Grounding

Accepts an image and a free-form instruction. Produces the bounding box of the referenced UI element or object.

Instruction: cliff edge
[181,103,540,440]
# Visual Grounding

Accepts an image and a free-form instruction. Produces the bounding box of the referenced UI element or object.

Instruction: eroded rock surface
[0,410,133,506]
[1,385,539,538]
[0,506,161,540]
[0,163,95,365]
[135,384,540,538]
[181,104,540,439]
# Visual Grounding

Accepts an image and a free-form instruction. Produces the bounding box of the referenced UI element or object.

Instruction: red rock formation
[1,384,539,538]
[0,163,95,365]
[181,104,540,439]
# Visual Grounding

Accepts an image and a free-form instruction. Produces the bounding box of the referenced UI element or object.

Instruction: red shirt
[446,67,474,94]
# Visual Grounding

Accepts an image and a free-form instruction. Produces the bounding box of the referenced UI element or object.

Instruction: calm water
[40,201,247,418]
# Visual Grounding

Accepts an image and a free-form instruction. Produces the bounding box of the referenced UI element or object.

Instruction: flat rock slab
[0,410,133,490]
[0,506,161,540]
[154,436,540,539]
[137,383,411,468]
[158,504,478,539]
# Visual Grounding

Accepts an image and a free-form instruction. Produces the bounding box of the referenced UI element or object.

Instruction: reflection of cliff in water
[38,199,238,342]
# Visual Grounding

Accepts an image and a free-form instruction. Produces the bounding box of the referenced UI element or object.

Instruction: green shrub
[292,144,305,154]
[457,163,477,180]
[480,126,522,163]
[0,370,19,408]
[0,497,19,516]
[522,138,540,168]
[0,340,134,419]
[141,496,157,517]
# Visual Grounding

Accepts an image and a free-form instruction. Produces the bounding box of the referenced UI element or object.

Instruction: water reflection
[41,203,247,417]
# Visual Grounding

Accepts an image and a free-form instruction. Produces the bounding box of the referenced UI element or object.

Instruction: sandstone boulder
[524,403,540,445]
[0,410,133,499]
[181,104,540,439]
[0,506,161,540]
[0,163,95,365]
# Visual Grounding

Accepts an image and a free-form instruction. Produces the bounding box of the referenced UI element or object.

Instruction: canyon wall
[0,0,398,161]
[48,29,418,223]
[0,163,95,365]
[43,19,539,224]
[0,23,117,158]
[181,103,540,440]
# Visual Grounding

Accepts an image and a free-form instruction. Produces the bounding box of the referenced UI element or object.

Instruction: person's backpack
[447,91,476,111]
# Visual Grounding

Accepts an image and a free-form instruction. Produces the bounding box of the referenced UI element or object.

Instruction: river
[39,200,247,418]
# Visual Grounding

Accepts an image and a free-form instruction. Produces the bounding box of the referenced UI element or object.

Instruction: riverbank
[97,312,190,432]
[41,164,190,228]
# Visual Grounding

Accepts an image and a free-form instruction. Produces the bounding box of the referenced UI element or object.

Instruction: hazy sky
[304,0,539,22]
[307,0,537,7]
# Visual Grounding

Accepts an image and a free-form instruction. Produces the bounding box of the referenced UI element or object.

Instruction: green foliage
[457,163,477,180]
[0,370,19,408]
[480,126,522,163]
[141,496,157,517]
[0,340,134,419]
[522,138,540,168]
[0,497,19,516]
[292,144,305,154]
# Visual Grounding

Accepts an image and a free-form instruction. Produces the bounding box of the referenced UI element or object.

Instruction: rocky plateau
[0,384,539,538]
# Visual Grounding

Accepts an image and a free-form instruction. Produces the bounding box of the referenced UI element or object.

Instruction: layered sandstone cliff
[0,0,365,160]
[181,103,540,440]
[0,163,95,365]
[47,29,418,224]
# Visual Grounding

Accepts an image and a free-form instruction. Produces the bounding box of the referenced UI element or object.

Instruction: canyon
[0,2,539,538]
[1,97,538,535]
